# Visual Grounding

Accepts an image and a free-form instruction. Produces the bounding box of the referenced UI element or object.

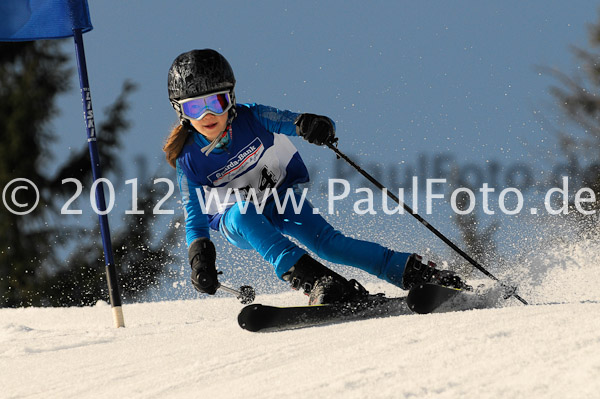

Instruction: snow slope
[2,240,600,399]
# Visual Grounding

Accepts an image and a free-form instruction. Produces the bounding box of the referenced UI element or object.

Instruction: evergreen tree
[0,40,178,307]
[548,16,600,232]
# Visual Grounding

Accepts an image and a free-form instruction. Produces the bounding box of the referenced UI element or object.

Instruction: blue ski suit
[176,103,410,286]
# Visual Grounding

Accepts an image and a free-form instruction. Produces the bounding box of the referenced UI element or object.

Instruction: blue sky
[47,1,600,284]
[53,1,598,175]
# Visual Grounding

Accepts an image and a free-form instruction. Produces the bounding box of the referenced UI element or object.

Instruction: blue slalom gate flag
[0,0,92,41]
[0,0,125,327]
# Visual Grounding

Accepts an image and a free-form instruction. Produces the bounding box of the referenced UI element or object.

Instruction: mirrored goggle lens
[181,92,231,120]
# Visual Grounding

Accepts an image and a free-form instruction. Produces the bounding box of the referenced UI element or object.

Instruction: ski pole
[218,283,256,304]
[326,141,528,305]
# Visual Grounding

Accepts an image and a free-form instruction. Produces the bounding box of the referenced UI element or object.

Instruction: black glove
[188,238,219,295]
[295,113,336,145]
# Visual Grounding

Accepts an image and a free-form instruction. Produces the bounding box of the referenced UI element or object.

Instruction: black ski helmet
[168,49,236,121]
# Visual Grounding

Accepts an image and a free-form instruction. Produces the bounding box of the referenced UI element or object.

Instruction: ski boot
[282,254,367,305]
[401,253,470,290]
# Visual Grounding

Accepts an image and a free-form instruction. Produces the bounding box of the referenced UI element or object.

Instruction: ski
[238,295,411,332]
[238,283,504,332]
[407,282,504,314]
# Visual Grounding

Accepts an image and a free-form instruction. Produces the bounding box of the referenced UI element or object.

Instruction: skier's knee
[226,201,262,234]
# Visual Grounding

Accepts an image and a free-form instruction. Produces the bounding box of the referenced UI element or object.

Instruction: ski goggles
[176,91,233,120]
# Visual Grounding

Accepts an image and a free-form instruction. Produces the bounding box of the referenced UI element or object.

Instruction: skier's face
[190,112,228,141]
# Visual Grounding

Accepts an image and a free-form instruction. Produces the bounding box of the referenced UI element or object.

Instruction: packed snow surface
[2,240,600,399]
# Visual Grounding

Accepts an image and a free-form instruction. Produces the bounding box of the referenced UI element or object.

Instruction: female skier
[163,49,466,305]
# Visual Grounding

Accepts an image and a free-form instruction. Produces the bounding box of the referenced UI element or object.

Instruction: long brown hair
[163,124,190,168]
